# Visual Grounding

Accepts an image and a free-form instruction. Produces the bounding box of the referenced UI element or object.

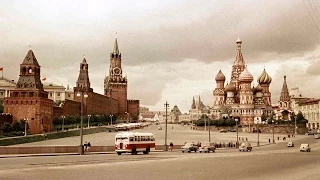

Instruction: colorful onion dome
[239,67,253,82]
[215,70,226,81]
[257,68,272,84]
[225,83,236,92]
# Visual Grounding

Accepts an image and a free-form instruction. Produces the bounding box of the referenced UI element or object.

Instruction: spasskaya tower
[104,38,128,115]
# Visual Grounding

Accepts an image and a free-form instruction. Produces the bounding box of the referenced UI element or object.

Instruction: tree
[296,111,308,124]
[1,122,12,133]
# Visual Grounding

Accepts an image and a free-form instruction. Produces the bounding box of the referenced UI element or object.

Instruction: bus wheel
[143,146,150,154]
[132,146,137,155]
[117,152,122,155]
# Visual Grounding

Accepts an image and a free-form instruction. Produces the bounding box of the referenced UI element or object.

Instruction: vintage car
[287,142,294,147]
[198,142,215,153]
[181,143,198,153]
[239,142,252,152]
[300,144,311,152]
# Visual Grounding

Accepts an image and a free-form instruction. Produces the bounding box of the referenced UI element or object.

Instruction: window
[129,137,134,142]
[57,92,61,96]
[50,93,52,97]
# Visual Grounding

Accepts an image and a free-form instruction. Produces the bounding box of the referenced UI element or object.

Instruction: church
[212,38,273,125]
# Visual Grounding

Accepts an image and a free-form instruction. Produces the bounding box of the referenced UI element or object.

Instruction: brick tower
[74,57,93,115]
[104,38,128,116]
[4,48,53,134]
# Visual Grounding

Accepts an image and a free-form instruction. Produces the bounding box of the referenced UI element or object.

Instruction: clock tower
[104,38,128,115]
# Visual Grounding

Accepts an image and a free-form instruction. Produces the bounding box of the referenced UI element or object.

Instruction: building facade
[4,49,54,134]
[104,38,139,119]
[212,38,273,125]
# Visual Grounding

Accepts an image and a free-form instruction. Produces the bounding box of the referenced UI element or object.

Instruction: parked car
[181,143,198,153]
[158,127,162,130]
[314,134,319,139]
[199,142,216,153]
[307,130,317,135]
[287,142,294,147]
[228,128,236,132]
[219,129,227,133]
[252,129,261,133]
[239,142,252,151]
[300,144,311,152]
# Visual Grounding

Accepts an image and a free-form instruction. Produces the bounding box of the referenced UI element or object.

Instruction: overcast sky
[1,0,320,113]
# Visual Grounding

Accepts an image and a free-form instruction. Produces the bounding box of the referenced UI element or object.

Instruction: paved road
[1,135,320,180]
[13,124,302,147]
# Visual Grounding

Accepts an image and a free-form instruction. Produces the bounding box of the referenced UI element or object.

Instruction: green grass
[0,126,115,146]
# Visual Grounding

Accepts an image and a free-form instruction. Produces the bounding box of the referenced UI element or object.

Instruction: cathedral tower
[104,38,128,115]
[230,38,246,91]
[257,68,272,106]
[213,70,226,108]
[4,49,53,134]
[278,76,291,120]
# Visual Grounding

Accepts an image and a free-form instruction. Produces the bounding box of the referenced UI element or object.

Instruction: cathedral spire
[113,38,120,54]
[76,57,90,89]
[191,96,196,109]
[280,75,290,101]
[234,37,245,66]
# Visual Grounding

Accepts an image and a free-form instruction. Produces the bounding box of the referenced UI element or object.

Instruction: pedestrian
[87,142,91,153]
[268,139,270,143]
[169,142,174,151]
[84,141,88,152]
[277,137,279,140]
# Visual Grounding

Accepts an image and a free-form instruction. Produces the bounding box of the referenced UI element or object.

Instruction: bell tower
[104,38,128,115]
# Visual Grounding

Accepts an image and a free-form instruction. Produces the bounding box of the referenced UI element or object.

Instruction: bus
[115,132,156,155]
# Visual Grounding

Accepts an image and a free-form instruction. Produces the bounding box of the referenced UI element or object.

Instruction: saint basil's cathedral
[212,38,273,125]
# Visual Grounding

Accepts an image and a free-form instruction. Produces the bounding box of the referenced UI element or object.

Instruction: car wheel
[182,151,184,153]
[188,151,191,153]
[200,151,202,153]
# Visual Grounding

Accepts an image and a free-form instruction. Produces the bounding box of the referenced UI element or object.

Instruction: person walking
[84,142,88,152]
[87,142,91,153]
[268,139,270,143]
[169,142,174,151]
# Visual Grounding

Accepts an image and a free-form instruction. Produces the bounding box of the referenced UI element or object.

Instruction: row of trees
[53,114,118,129]
[194,111,308,127]
[0,120,28,134]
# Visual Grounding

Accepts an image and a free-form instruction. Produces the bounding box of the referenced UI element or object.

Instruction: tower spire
[234,37,245,65]
[280,75,290,101]
[191,96,196,109]
[113,38,120,54]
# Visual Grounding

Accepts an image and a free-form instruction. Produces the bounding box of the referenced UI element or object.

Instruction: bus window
[129,137,134,142]
[141,136,145,141]
[138,136,141,142]
[147,136,150,141]
[135,136,138,141]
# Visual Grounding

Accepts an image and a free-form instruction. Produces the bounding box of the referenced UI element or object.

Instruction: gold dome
[257,69,272,84]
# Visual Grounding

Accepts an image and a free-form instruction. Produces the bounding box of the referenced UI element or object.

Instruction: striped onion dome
[239,67,253,82]
[257,69,272,84]
[215,70,226,81]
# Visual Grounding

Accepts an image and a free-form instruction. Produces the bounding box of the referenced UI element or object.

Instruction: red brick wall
[127,100,140,116]
[4,96,53,134]
[110,84,127,114]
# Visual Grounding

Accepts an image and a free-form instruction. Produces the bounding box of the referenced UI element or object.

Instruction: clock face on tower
[113,67,121,75]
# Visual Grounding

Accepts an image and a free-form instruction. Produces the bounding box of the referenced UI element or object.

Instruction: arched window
[28,67,32,73]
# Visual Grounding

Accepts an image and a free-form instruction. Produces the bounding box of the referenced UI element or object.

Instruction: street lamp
[272,120,275,143]
[208,112,211,142]
[87,114,91,128]
[257,117,260,147]
[235,118,239,147]
[294,115,297,135]
[164,101,169,151]
[125,112,129,123]
[76,90,88,155]
[24,118,28,137]
[61,115,65,131]
[110,114,113,126]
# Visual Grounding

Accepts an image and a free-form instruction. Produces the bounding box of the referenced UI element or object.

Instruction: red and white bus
[115,132,156,155]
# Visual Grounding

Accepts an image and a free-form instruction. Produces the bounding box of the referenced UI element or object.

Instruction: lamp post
[76,90,88,155]
[204,115,207,131]
[87,114,91,128]
[208,112,211,142]
[62,115,65,131]
[164,101,169,151]
[235,118,239,147]
[257,117,260,147]
[24,118,28,137]
[294,115,297,135]
[110,114,113,125]
[272,120,275,143]
[125,112,129,123]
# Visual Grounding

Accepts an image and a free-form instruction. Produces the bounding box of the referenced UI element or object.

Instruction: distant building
[189,96,209,121]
